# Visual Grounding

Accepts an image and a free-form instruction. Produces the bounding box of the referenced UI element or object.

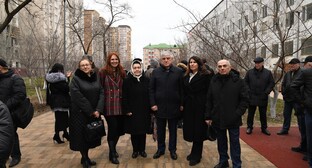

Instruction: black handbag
[12,98,34,129]
[85,119,106,142]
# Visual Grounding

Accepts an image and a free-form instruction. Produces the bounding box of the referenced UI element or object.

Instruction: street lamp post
[296,11,300,59]
[63,0,67,70]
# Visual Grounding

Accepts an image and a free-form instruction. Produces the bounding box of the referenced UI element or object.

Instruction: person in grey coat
[149,51,183,160]
[69,58,104,168]
[245,57,274,136]
[0,101,14,168]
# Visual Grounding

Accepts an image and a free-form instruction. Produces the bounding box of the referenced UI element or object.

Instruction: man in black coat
[0,59,26,167]
[277,58,303,135]
[0,101,14,168]
[245,57,275,135]
[149,51,183,160]
[291,56,312,166]
[205,59,249,168]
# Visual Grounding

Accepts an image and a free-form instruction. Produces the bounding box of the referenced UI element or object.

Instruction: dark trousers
[281,101,301,132]
[216,127,241,168]
[54,111,69,132]
[156,117,178,153]
[297,113,307,149]
[11,127,21,159]
[189,141,203,161]
[131,134,146,152]
[305,110,312,167]
[105,116,124,142]
[247,105,268,130]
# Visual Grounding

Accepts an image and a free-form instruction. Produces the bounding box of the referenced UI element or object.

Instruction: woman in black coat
[122,60,151,159]
[69,58,104,168]
[46,63,71,144]
[183,56,212,166]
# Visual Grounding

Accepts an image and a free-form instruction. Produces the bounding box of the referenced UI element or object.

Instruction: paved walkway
[7,112,276,168]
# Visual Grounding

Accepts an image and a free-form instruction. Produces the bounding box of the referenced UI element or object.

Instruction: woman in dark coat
[46,63,71,144]
[99,52,126,164]
[183,56,212,166]
[69,58,104,168]
[122,60,151,159]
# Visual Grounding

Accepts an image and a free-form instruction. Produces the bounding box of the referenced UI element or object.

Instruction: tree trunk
[269,86,279,118]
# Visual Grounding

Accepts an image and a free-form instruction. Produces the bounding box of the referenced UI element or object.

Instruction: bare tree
[176,0,312,117]
[0,0,32,34]
[94,0,132,60]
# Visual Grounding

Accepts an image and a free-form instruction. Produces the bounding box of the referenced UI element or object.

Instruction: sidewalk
[9,112,276,168]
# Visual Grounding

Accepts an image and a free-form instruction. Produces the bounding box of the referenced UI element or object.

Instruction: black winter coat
[0,101,14,164]
[149,65,183,119]
[281,68,302,102]
[206,72,249,129]
[183,73,211,142]
[46,72,70,109]
[122,74,151,134]
[291,68,312,112]
[244,67,274,106]
[69,69,104,151]
[0,69,26,112]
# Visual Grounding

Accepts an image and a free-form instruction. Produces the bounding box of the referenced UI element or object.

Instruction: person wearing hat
[291,55,312,166]
[277,58,304,136]
[205,59,249,168]
[0,58,26,167]
[245,57,275,135]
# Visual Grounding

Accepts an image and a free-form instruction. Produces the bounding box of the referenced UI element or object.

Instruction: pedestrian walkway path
[9,112,276,168]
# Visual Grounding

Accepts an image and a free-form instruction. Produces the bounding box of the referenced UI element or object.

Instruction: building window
[287,0,294,6]
[238,18,242,29]
[272,44,279,58]
[261,46,266,58]
[301,38,312,55]
[274,0,280,13]
[286,11,294,27]
[262,5,268,18]
[273,17,279,31]
[245,15,249,26]
[253,26,257,37]
[285,41,293,56]
[303,3,312,21]
[244,29,248,40]
[253,10,257,22]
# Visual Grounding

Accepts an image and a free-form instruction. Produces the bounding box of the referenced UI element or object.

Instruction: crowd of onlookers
[0,54,312,168]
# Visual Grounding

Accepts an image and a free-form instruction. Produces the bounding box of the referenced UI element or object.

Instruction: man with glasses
[149,51,183,160]
[245,57,275,136]
[205,59,249,168]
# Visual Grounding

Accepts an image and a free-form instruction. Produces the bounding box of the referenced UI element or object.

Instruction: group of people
[1,52,312,168]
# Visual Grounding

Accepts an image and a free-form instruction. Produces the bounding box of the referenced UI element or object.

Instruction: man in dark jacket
[277,58,303,135]
[0,101,14,168]
[205,59,249,168]
[149,51,183,160]
[291,56,312,166]
[0,59,26,167]
[245,57,275,135]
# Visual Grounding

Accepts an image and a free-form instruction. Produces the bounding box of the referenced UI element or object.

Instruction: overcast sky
[84,0,221,59]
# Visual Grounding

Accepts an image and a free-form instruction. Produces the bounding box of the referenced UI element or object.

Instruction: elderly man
[245,57,275,135]
[278,58,303,136]
[149,51,183,160]
[205,60,249,168]
[0,58,26,167]
[291,56,312,167]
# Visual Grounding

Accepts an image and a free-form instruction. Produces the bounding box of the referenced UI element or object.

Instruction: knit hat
[0,59,8,68]
[50,63,64,73]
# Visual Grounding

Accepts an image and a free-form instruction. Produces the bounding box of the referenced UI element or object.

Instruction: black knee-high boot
[114,136,120,157]
[80,150,90,168]
[108,141,119,164]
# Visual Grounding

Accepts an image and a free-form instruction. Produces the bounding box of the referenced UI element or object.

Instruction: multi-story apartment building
[143,43,182,69]
[107,25,132,68]
[188,0,312,73]
[84,10,105,67]
[0,1,20,68]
